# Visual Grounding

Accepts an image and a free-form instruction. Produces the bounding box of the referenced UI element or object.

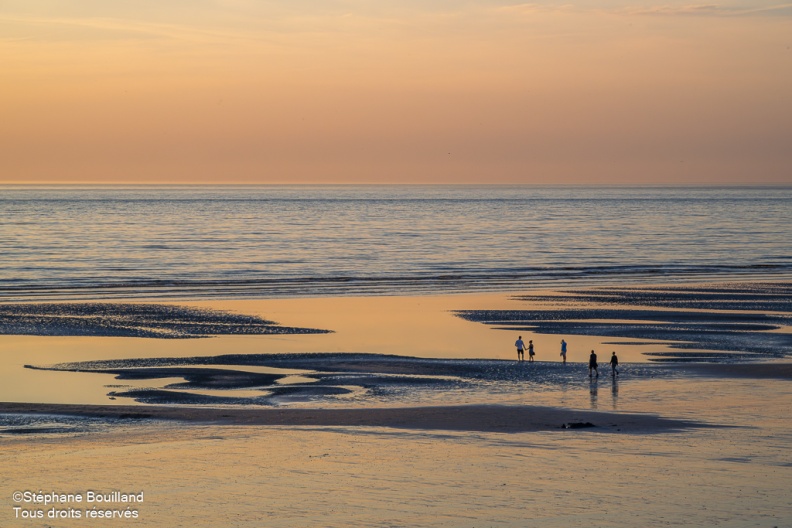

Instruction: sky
[1,0,791,184]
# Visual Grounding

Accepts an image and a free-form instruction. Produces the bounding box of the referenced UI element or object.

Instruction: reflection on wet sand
[589,377,598,409]
[611,377,619,410]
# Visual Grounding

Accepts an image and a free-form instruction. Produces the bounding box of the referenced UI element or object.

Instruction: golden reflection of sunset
[1,1,790,184]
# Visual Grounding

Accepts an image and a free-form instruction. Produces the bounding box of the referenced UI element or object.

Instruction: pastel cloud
[625,3,792,16]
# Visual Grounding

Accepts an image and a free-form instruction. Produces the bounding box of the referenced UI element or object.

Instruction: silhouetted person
[528,340,535,362]
[560,339,567,364]
[610,351,619,376]
[589,350,598,378]
[515,336,526,362]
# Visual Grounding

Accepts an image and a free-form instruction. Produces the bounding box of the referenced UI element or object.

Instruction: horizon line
[2,182,791,188]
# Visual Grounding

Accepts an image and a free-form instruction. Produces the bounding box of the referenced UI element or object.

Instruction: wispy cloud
[495,3,579,15]
[625,4,721,15]
[492,1,792,17]
[624,2,792,16]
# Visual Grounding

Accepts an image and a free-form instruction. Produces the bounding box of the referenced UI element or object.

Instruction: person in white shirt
[515,336,526,362]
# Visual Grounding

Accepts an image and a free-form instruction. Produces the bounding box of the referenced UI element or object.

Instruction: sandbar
[0,402,709,434]
[676,362,792,380]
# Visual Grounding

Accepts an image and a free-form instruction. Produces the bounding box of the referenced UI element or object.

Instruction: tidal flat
[1,282,791,526]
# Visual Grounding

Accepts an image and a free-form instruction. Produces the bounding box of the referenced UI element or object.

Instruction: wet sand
[0,302,330,338]
[458,282,792,362]
[677,361,792,380]
[0,402,707,433]
[2,374,789,527]
[1,282,790,527]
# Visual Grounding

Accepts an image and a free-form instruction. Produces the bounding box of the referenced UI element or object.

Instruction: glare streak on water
[1,185,791,300]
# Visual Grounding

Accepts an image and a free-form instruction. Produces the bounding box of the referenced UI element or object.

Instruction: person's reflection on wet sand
[611,376,619,410]
[589,377,598,409]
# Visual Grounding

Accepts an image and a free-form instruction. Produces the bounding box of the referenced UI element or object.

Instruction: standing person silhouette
[589,350,599,378]
[610,351,619,376]
[560,339,567,364]
[528,340,535,362]
[515,336,526,362]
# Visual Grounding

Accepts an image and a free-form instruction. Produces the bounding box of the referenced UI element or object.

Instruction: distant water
[1,185,790,301]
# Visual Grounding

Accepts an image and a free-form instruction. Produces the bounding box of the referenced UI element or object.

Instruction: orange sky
[1,1,791,184]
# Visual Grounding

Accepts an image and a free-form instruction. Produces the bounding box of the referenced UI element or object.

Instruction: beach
[2,372,790,527]
[1,282,791,526]
[3,0,792,520]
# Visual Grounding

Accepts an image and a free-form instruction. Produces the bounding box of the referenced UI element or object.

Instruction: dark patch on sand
[516,282,792,312]
[0,403,715,434]
[561,422,595,429]
[313,374,453,387]
[1,427,81,435]
[80,367,284,390]
[106,386,356,406]
[28,354,481,406]
[0,413,124,436]
[0,303,330,338]
[675,362,792,380]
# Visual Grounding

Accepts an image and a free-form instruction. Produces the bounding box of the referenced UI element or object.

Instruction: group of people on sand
[514,336,535,362]
[514,336,619,377]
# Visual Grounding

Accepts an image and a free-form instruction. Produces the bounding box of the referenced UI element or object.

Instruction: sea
[1,185,791,301]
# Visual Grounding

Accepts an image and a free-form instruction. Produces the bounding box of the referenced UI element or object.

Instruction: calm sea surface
[1,185,790,300]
